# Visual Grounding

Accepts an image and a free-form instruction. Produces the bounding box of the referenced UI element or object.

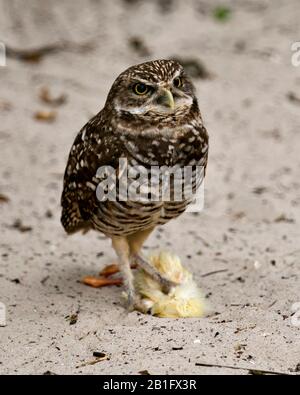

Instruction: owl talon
[125,292,149,314]
[125,295,135,312]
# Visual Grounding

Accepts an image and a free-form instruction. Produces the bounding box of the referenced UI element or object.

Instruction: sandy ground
[0,0,300,375]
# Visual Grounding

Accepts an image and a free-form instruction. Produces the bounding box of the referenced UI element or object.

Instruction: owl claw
[125,290,149,314]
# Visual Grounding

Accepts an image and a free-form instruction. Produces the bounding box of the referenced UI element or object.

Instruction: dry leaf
[139,370,151,375]
[129,37,151,57]
[0,194,10,204]
[0,100,12,111]
[287,92,300,105]
[11,219,32,233]
[34,110,57,122]
[274,214,294,223]
[39,87,67,106]
[171,56,213,79]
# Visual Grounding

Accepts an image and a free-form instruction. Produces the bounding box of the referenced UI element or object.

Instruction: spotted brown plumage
[61,59,209,311]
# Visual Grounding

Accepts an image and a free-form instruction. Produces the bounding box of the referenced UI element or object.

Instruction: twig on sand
[281,249,300,258]
[201,269,228,278]
[6,40,94,62]
[76,354,109,368]
[195,362,290,375]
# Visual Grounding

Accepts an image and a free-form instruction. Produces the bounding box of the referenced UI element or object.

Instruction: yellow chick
[134,251,208,318]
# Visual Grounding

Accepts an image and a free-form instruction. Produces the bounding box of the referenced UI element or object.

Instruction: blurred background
[1,0,300,236]
[0,0,300,374]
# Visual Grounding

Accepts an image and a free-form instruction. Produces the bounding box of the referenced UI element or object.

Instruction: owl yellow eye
[173,77,183,88]
[133,83,149,95]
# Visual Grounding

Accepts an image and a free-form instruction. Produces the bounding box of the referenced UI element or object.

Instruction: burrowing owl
[61,59,209,311]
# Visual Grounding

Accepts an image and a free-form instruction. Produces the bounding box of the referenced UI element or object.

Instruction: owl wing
[61,112,121,234]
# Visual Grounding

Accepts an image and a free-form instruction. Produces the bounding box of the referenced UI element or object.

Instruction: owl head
[106,60,197,119]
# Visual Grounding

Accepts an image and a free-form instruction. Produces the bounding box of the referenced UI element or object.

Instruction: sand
[0,0,299,374]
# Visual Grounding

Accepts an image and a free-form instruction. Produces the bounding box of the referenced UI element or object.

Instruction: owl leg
[128,228,177,294]
[111,236,146,312]
[95,228,156,279]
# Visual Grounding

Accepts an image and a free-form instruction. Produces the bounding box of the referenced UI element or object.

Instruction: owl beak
[159,89,175,110]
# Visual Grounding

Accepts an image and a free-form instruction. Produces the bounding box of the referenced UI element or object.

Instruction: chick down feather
[134,251,208,318]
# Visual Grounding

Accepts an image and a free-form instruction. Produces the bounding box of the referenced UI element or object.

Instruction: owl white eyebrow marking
[131,77,156,87]
[172,69,182,79]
